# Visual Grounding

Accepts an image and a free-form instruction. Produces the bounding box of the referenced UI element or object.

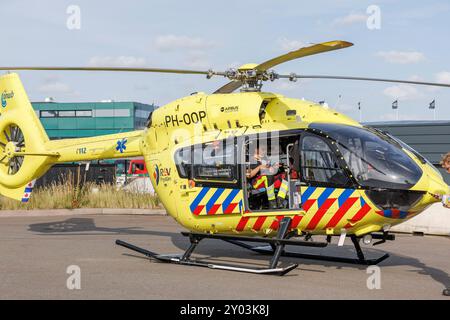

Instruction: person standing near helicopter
[439,152,450,296]
[429,152,450,210]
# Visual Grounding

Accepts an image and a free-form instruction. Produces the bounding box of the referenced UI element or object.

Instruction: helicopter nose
[426,171,450,201]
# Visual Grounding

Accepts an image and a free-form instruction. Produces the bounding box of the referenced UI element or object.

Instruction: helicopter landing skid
[114,239,297,275]
[115,217,302,276]
[224,235,390,266]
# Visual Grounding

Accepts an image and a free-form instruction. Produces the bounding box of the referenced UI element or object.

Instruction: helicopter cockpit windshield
[310,123,423,190]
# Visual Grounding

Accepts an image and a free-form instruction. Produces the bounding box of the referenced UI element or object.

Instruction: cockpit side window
[174,146,192,178]
[300,134,350,187]
[310,123,422,190]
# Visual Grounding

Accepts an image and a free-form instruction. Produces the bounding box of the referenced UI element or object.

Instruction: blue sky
[1,0,449,122]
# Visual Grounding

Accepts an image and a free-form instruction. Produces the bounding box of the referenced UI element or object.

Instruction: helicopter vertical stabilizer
[0,73,145,202]
[0,73,55,201]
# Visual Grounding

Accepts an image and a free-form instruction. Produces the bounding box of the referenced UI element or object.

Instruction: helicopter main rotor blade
[0,66,216,76]
[214,40,353,93]
[214,80,243,94]
[256,40,353,72]
[278,74,450,88]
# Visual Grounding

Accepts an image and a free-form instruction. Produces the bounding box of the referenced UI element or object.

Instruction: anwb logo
[1,91,14,108]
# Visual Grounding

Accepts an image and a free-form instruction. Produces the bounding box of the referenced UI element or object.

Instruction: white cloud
[278,38,307,51]
[226,61,242,69]
[154,35,216,52]
[383,84,423,101]
[88,56,147,67]
[408,74,424,82]
[38,82,72,94]
[185,51,210,69]
[376,51,425,64]
[333,13,367,26]
[435,71,450,84]
[38,75,77,96]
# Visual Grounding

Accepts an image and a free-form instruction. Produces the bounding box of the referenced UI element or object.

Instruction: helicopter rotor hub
[220,68,283,92]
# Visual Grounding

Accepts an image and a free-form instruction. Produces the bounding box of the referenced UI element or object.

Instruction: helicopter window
[384,131,442,178]
[192,140,237,182]
[310,123,422,190]
[174,147,192,178]
[174,140,238,183]
[115,162,125,175]
[374,128,431,166]
[300,135,350,186]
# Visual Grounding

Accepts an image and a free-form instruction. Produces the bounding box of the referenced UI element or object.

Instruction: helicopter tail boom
[0,72,144,201]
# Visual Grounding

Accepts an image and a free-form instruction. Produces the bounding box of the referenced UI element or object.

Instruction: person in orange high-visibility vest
[247,146,284,209]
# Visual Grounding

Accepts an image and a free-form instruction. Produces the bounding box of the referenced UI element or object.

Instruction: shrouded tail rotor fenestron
[0,124,25,175]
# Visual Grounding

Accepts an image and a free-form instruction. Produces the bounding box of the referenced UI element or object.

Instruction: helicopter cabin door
[183,138,244,216]
[298,132,356,232]
[243,132,303,212]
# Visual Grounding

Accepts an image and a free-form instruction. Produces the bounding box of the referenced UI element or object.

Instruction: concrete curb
[0,208,167,217]
[391,203,450,236]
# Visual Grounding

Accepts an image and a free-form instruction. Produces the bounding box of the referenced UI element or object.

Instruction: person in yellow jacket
[247,146,287,209]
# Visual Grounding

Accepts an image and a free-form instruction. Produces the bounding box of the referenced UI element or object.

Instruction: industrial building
[31,100,156,139]
[31,100,156,186]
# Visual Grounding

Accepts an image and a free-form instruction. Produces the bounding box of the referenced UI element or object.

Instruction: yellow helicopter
[1,40,449,275]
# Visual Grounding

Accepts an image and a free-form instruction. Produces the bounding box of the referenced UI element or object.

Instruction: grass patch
[0,172,160,210]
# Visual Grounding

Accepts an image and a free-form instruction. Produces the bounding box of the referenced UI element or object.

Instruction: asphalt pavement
[0,214,449,299]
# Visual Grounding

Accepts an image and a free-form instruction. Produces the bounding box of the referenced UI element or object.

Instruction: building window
[93,109,130,117]
[75,110,93,117]
[94,109,114,117]
[114,109,131,117]
[59,110,76,117]
[40,110,57,118]
[135,109,151,119]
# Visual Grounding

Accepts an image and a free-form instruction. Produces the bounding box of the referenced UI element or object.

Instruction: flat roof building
[32,101,156,139]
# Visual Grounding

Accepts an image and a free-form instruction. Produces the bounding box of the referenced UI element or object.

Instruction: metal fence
[35,163,116,188]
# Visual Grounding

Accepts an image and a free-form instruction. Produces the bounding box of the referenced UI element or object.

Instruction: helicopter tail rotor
[0,73,58,201]
[0,73,144,202]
